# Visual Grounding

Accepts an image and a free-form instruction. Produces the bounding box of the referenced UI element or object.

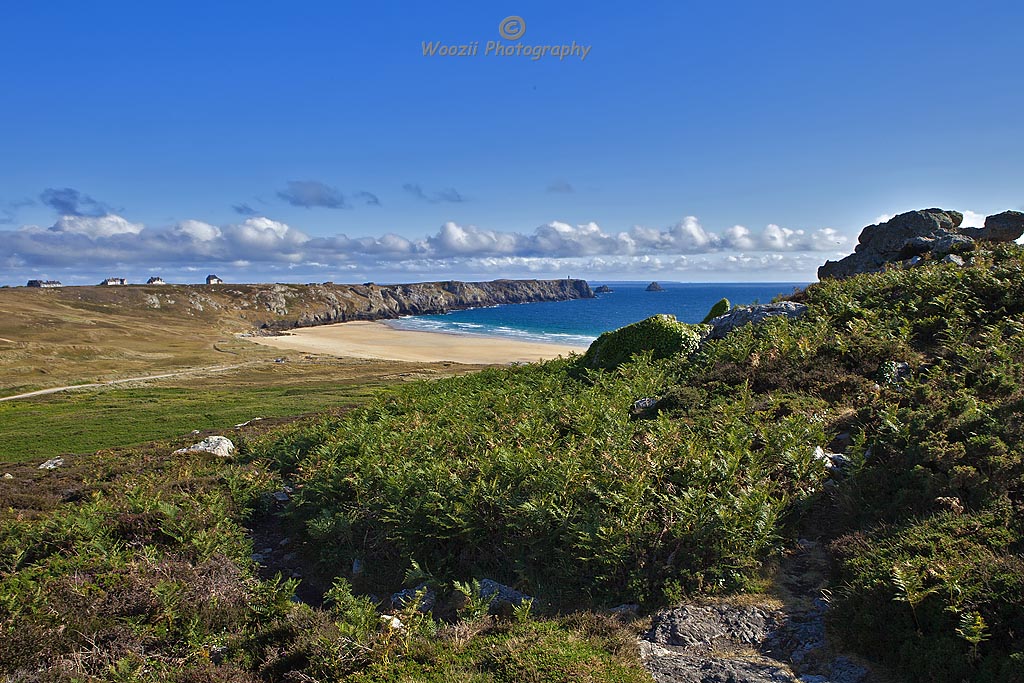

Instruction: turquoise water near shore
[387,281,807,345]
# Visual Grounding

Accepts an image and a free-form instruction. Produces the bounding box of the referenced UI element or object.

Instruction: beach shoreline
[249,320,588,365]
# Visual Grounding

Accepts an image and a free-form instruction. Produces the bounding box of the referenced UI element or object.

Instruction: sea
[386,281,809,346]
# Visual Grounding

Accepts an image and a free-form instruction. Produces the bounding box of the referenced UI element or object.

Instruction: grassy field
[0,357,481,464]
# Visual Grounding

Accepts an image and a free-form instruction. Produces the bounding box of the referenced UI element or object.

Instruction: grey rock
[641,604,795,683]
[633,397,658,411]
[935,496,965,515]
[609,603,641,616]
[2,473,13,479]
[646,281,665,292]
[706,302,808,340]
[391,583,437,612]
[878,360,912,386]
[640,643,799,683]
[829,656,869,683]
[272,490,290,502]
[646,604,779,650]
[930,234,974,255]
[478,578,533,611]
[38,457,65,470]
[941,253,965,266]
[962,210,1024,242]
[821,208,1024,280]
[173,435,235,458]
[813,447,850,474]
[380,614,405,630]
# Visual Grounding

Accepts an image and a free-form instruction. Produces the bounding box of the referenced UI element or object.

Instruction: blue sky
[1,0,1022,285]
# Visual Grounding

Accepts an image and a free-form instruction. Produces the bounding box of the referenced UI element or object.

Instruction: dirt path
[0,363,250,402]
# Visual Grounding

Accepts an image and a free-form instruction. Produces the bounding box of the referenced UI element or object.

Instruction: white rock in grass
[38,457,65,470]
[173,436,235,458]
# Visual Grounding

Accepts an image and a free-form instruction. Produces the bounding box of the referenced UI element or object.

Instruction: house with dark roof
[27,280,63,288]
[147,276,167,285]
[99,277,128,286]
[206,274,224,285]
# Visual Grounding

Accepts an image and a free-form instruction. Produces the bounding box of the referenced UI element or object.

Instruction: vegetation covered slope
[4,247,1024,681]
[252,245,1024,682]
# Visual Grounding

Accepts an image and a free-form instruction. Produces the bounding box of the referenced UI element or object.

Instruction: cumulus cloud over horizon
[0,211,850,282]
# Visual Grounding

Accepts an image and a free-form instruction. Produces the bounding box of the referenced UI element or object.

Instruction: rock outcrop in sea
[818,208,1024,280]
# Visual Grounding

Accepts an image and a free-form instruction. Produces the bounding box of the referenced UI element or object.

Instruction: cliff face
[0,278,594,334]
[252,278,594,331]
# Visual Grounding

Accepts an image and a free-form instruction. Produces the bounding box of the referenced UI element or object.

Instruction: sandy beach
[249,320,589,364]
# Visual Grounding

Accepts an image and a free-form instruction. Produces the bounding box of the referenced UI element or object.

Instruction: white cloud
[961,210,985,228]
[173,219,221,242]
[50,214,144,238]
[0,211,854,284]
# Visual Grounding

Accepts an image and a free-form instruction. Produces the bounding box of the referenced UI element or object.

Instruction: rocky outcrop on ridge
[818,208,1024,280]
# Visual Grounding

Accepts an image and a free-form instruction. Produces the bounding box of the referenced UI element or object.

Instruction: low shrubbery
[254,245,1024,681]
[579,313,706,370]
[5,245,1024,680]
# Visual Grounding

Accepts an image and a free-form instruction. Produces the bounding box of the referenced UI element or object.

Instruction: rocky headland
[818,208,1024,279]
[3,278,594,334]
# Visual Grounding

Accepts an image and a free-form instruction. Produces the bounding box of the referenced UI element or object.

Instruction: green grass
[5,245,1024,681]
[0,381,387,463]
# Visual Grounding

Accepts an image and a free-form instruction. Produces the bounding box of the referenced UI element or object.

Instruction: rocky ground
[640,540,874,683]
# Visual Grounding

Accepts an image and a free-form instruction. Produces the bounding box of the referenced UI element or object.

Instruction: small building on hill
[99,277,128,286]
[27,279,63,288]
[206,274,224,285]
[147,276,167,285]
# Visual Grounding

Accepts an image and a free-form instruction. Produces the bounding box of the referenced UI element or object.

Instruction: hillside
[0,278,592,393]
[3,220,1024,682]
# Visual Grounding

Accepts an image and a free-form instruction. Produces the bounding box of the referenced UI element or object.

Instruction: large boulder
[706,302,807,340]
[581,314,705,370]
[961,210,1024,242]
[819,208,1023,280]
[173,435,235,458]
[819,209,964,279]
